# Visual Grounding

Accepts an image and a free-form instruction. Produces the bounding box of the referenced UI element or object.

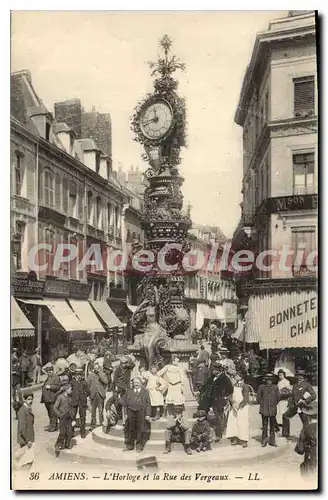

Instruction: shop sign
[267,194,318,213]
[245,290,317,349]
[11,278,45,297]
[70,281,91,300]
[44,278,70,297]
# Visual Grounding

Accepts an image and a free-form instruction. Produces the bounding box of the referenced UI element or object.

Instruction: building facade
[185,224,238,333]
[231,11,317,377]
[11,70,128,360]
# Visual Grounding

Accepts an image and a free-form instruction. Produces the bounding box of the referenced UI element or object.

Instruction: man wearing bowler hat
[294,401,318,477]
[282,369,316,440]
[198,360,233,442]
[257,373,280,447]
[217,347,236,378]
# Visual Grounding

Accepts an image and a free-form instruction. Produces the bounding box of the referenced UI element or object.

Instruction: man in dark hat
[71,367,90,438]
[282,370,316,439]
[41,362,61,432]
[123,377,151,453]
[190,410,212,452]
[218,347,236,378]
[198,361,233,442]
[294,401,317,477]
[257,373,280,447]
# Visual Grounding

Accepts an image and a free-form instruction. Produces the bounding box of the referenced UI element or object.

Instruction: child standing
[190,410,212,452]
[53,384,74,453]
[143,365,166,420]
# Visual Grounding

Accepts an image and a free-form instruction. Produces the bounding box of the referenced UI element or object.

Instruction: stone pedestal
[128,334,197,403]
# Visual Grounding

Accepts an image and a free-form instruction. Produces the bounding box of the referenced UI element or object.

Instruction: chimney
[54,99,82,138]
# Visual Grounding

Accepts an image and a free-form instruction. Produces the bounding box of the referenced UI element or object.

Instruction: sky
[11,10,287,238]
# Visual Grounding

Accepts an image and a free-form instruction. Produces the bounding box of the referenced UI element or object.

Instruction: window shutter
[78,186,84,220]
[294,77,315,115]
[63,178,69,213]
[55,174,61,210]
[26,163,35,201]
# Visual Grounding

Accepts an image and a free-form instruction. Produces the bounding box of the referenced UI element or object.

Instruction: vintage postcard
[10,10,318,491]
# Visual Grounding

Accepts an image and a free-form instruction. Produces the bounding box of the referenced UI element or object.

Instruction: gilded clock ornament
[129,35,196,363]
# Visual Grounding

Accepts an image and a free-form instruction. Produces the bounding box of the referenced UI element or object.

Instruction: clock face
[140,100,173,140]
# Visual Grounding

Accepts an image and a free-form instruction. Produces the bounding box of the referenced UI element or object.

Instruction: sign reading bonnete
[269,296,317,338]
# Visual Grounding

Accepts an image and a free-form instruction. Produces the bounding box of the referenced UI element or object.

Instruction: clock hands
[142,117,158,127]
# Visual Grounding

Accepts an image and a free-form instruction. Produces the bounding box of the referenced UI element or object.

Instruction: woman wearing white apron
[226,373,250,448]
[276,369,292,428]
[157,356,185,412]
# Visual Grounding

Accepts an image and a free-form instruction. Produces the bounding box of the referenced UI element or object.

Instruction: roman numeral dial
[140,99,173,140]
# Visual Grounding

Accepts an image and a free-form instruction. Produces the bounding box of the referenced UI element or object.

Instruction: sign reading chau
[245,290,317,349]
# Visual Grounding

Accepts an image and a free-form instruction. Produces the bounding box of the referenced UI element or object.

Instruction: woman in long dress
[276,369,292,428]
[143,365,167,419]
[157,356,185,412]
[226,372,250,448]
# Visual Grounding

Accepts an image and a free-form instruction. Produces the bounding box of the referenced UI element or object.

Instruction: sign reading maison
[268,194,318,213]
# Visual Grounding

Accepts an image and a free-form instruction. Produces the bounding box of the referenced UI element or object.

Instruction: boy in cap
[257,373,280,447]
[71,367,90,438]
[41,362,61,432]
[282,369,316,439]
[53,383,74,453]
[294,401,317,477]
[190,410,212,452]
[163,405,192,455]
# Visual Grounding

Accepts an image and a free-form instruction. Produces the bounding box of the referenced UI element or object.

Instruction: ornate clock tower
[129,35,197,370]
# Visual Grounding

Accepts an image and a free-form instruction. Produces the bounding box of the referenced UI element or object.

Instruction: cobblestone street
[12,388,316,490]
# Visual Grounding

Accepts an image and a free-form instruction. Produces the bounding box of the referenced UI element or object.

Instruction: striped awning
[69,300,105,333]
[245,290,317,348]
[11,297,35,338]
[90,300,125,329]
[18,298,83,332]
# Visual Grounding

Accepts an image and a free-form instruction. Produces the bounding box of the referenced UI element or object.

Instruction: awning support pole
[37,306,42,362]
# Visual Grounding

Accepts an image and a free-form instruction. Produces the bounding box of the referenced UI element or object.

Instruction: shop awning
[196,304,205,330]
[90,300,125,329]
[18,298,82,332]
[196,304,217,328]
[11,297,35,338]
[231,321,245,341]
[69,300,105,333]
[208,305,217,320]
[215,305,225,321]
[245,290,317,348]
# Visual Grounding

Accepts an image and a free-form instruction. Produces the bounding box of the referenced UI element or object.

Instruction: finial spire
[148,34,186,79]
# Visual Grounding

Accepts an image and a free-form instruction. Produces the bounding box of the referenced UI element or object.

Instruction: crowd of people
[13,333,317,478]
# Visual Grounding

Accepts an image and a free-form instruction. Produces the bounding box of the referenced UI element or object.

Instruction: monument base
[128,334,198,403]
